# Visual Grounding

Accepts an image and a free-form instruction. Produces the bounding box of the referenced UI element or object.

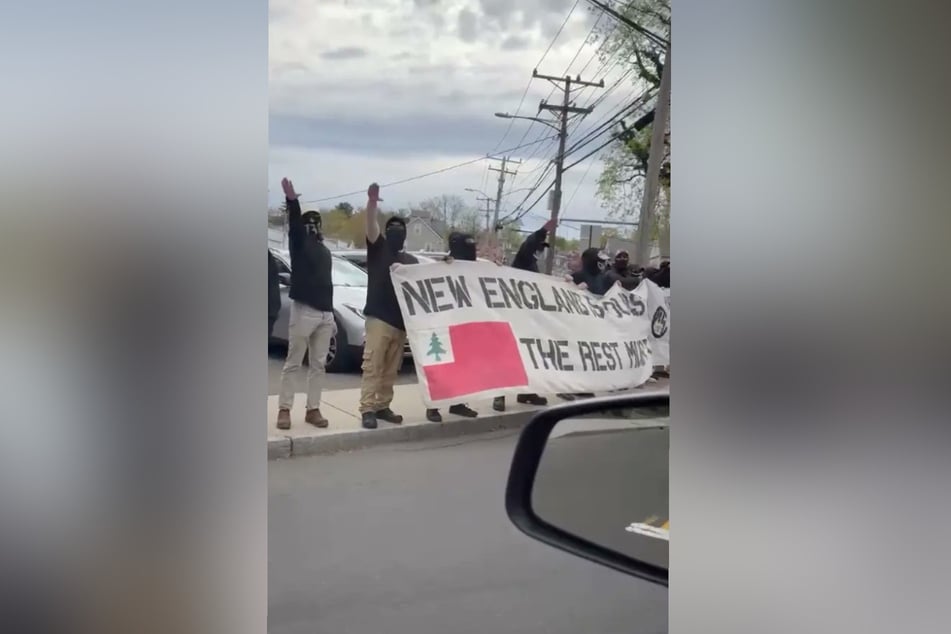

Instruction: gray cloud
[458,8,478,43]
[320,47,368,61]
[501,34,531,50]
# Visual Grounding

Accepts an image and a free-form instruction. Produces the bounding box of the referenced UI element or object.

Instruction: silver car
[334,249,438,270]
[269,248,374,373]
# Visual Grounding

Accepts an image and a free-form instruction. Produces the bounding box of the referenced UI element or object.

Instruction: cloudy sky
[269,0,646,238]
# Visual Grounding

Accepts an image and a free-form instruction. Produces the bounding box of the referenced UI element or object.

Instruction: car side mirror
[505,393,669,586]
[278,272,291,286]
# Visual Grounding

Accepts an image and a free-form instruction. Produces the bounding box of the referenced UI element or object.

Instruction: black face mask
[385,224,406,252]
[614,257,629,271]
[448,233,477,261]
[302,211,323,241]
[581,249,602,274]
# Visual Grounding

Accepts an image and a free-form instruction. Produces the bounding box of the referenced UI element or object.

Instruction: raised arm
[515,218,555,260]
[365,182,382,244]
[281,177,303,246]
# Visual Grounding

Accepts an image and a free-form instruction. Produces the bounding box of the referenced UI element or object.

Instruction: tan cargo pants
[359,317,406,413]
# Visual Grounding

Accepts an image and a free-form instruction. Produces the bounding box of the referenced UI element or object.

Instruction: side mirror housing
[505,392,669,586]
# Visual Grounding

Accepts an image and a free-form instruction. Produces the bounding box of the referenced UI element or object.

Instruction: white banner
[391,261,670,407]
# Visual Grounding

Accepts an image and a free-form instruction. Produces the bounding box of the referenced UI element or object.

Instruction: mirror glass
[531,408,669,571]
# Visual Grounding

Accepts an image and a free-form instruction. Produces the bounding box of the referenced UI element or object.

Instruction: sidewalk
[268,379,670,460]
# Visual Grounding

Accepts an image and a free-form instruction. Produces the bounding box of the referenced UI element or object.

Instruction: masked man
[492,220,555,412]
[360,183,419,429]
[569,247,612,296]
[276,178,335,431]
[425,232,480,422]
[605,250,641,291]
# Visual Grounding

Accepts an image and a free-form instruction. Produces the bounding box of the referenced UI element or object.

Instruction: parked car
[269,248,409,372]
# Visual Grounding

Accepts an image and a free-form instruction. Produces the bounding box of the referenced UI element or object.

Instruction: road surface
[269,430,668,634]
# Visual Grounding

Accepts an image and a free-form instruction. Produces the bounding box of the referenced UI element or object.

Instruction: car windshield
[332,257,368,287]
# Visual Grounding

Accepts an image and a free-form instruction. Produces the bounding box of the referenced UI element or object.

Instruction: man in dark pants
[426,232,480,422]
[492,219,554,412]
[360,183,419,429]
[275,177,336,431]
[268,249,281,340]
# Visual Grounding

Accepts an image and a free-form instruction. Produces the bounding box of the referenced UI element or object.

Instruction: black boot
[493,396,505,412]
[376,407,404,425]
[448,404,478,418]
[517,394,548,406]
[361,412,378,429]
[426,408,442,422]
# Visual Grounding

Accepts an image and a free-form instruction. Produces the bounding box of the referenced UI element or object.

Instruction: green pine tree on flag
[427,332,447,362]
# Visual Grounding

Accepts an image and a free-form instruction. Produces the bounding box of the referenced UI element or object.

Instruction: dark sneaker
[305,408,329,428]
[492,396,505,412]
[556,393,576,401]
[426,408,442,423]
[361,412,378,429]
[517,394,548,406]
[376,408,404,425]
[276,408,291,430]
[448,404,478,418]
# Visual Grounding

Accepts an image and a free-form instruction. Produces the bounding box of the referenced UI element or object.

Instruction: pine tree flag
[415,321,529,400]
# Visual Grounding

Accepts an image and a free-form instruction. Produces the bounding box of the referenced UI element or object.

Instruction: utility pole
[488,156,519,249]
[475,196,493,233]
[635,40,671,268]
[535,70,604,275]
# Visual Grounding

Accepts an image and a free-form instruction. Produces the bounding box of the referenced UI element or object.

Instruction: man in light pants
[276,177,336,430]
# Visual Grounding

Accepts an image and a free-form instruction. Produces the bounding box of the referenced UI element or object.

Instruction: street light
[464,187,491,198]
[494,112,560,132]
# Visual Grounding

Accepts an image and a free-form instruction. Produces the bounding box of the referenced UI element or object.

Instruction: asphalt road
[267,345,418,395]
[269,430,668,634]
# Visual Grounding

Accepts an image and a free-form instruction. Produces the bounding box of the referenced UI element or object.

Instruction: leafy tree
[590,1,670,230]
[417,194,469,227]
[332,202,354,217]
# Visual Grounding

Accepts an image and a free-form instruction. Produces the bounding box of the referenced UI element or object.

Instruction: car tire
[325,317,354,373]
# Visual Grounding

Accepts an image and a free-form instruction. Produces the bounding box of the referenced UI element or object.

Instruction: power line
[490,0,580,153]
[301,135,557,203]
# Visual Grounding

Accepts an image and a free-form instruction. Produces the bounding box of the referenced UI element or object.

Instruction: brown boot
[305,408,329,428]
[276,408,291,430]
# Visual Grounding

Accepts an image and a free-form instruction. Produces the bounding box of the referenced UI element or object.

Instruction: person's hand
[445,256,454,264]
[542,218,556,232]
[390,262,401,272]
[614,280,622,287]
[367,183,383,203]
[281,178,299,201]
[578,282,588,290]
[563,274,573,282]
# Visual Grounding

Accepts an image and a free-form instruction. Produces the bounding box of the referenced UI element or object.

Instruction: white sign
[391,261,669,407]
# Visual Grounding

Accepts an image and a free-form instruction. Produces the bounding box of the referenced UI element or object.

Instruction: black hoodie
[511,227,548,272]
[571,248,611,295]
[286,197,334,311]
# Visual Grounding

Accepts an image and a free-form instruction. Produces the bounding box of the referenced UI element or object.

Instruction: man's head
[448,231,477,261]
[613,250,630,271]
[384,216,407,252]
[581,247,606,273]
[301,210,322,241]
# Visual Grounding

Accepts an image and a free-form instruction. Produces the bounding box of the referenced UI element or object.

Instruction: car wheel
[325,317,352,373]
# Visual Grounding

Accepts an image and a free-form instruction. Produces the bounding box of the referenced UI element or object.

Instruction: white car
[270,248,402,373]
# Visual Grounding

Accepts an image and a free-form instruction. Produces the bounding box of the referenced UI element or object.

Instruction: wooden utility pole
[475,196,493,233]
[535,70,603,274]
[488,156,519,248]
[635,40,671,268]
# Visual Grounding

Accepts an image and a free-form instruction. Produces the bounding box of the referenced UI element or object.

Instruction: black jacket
[268,250,281,321]
[605,266,641,291]
[511,227,547,272]
[286,198,334,311]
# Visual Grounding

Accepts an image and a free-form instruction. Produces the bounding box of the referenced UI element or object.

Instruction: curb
[268,409,537,460]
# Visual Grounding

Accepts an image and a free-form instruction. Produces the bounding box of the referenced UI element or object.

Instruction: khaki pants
[359,317,406,413]
[279,301,336,411]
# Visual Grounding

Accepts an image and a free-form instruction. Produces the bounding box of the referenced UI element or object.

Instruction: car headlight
[343,304,365,319]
